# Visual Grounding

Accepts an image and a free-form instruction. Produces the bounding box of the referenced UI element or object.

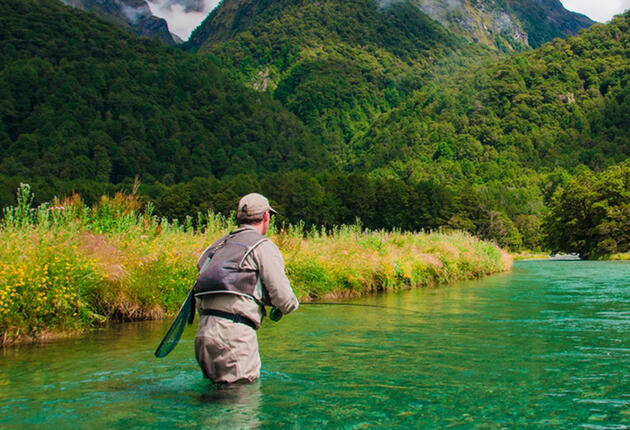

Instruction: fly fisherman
[194,193,299,383]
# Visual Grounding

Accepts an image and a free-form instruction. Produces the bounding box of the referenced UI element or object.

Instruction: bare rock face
[134,14,178,45]
[60,0,179,45]
[405,0,593,51]
[189,0,593,53]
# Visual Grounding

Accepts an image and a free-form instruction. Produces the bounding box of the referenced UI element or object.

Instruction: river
[1,260,629,428]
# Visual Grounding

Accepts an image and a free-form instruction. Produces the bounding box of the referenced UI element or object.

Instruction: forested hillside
[60,0,179,45]
[188,0,496,153]
[161,11,627,252]
[0,0,326,186]
[356,13,630,176]
[0,0,627,256]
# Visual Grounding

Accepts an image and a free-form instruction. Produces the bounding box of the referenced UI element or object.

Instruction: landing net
[154,287,195,358]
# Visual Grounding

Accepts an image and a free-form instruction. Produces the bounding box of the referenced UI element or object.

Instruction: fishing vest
[194,228,271,305]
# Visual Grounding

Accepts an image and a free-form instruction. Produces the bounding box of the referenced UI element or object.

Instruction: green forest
[0,0,327,184]
[0,0,629,258]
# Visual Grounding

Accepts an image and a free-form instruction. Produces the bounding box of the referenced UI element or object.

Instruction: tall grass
[0,184,512,344]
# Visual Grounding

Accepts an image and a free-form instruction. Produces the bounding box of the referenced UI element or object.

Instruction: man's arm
[255,241,299,314]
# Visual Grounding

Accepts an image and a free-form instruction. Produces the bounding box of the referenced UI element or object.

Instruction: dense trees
[0,0,327,184]
[544,162,630,258]
[357,13,630,176]
[190,0,496,148]
[141,171,541,250]
[0,1,628,256]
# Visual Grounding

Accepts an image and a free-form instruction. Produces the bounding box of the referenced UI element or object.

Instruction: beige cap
[237,193,278,217]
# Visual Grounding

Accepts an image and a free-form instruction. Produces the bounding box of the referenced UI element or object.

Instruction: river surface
[1,260,629,428]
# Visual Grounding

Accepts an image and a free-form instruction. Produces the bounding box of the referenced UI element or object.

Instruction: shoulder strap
[197,234,231,272]
[238,238,269,268]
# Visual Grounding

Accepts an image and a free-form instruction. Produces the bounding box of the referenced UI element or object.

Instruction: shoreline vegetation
[1,184,512,345]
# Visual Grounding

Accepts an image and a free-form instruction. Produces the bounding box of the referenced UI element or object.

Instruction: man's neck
[238,223,266,235]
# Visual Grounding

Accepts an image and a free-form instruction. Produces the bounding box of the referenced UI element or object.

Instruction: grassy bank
[0,185,511,345]
[511,252,551,261]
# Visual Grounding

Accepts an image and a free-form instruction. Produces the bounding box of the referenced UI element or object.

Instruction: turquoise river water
[1,260,629,428]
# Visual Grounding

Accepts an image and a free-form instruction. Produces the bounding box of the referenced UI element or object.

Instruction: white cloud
[146,0,221,40]
[560,0,630,22]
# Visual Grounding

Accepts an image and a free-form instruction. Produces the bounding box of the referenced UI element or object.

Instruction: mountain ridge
[0,0,327,184]
[407,0,594,50]
[188,0,498,154]
[60,0,180,45]
[189,0,594,52]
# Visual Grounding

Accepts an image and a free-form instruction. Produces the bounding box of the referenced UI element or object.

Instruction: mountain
[188,0,497,158]
[408,0,594,51]
[355,11,629,178]
[187,0,594,156]
[60,0,179,45]
[0,0,327,184]
[191,0,594,53]
[0,0,626,251]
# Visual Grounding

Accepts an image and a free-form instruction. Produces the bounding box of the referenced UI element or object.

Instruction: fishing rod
[300,302,423,314]
[156,293,425,357]
[269,301,424,321]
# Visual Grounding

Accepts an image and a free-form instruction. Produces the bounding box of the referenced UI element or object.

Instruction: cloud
[120,4,151,24]
[146,0,221,39]
[560,0,630,22]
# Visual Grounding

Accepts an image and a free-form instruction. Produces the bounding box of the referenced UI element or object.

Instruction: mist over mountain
[145,0,217,39]
[59,0,596,46]
[61,0,180,44]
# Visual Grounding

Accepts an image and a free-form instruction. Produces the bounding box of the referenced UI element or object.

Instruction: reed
[0,184,512,344]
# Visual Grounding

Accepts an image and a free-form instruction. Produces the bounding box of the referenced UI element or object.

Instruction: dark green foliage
[544,161,630,258]
[189,0,495,148]
[0,1,628,255]
[0,0,326,183]
[143,170,538,250]
[358,13,630,177]
[505,0,594,48]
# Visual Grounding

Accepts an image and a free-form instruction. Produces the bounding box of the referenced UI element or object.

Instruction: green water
[1,260,629,428]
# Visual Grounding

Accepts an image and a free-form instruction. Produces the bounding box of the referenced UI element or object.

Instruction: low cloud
[120,4,151,24]
[146,0,221,39]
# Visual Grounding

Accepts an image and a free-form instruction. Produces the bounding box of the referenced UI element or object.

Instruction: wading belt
[199,309,258,330]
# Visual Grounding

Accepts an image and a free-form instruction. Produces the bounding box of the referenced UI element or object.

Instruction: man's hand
[270,307,283,322]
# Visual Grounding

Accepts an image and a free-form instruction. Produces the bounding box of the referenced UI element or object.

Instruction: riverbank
[511,252,550,261]
[0,186,511,345]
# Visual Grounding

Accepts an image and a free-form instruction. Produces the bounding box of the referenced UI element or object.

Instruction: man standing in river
[193,193,299,383]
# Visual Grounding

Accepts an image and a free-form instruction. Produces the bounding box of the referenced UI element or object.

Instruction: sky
[148,0,630,41]
[560,0,629,23]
